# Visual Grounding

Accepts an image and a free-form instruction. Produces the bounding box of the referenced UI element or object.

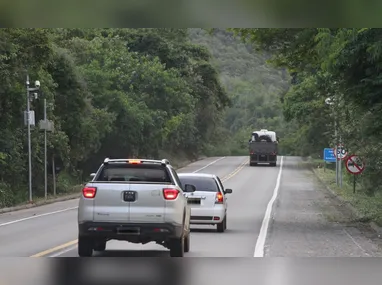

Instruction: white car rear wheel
[217,217,225,233]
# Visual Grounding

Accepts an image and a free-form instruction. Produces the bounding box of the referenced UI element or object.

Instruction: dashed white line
[254,156,284,257]
[192,157,226,173]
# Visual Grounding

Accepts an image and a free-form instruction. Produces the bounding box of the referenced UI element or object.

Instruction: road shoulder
[264,156,382,257]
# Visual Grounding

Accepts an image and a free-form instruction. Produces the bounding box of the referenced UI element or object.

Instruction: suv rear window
[178,176,219,192]
[95,164,172,183]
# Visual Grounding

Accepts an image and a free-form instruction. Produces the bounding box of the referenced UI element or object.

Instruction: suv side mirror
[90,173,96,179]
[224,189,232,194]
[184,184,196,192]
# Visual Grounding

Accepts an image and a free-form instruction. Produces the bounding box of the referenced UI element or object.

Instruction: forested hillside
[188,29,293,155]
[0,28,232,207]
[231,28,382,197]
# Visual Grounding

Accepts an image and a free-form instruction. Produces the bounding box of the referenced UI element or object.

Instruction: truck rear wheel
[270,162,276,167]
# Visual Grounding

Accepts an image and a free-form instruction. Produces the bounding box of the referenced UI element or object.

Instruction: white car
[177,173,232,232]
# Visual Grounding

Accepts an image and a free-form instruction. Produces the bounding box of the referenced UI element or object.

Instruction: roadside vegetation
[7,27,379,224]
[231,28,382,226]
[0,28,290,208]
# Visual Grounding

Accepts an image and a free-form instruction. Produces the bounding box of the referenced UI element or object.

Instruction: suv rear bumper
[78,222,184,241]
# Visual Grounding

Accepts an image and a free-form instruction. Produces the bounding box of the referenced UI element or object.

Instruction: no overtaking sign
[345,155,365,175]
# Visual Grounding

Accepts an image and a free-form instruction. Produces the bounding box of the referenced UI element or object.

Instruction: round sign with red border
[345,155,365,175]
[335,144,348,160]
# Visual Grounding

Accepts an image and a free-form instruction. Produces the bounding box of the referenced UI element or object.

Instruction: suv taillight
[82,187,97,198]
[163,188,179,200]
[215,192,223,204]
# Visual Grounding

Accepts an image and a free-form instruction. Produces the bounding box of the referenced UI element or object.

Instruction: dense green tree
[231,28,382,195]
[0,28,232,207]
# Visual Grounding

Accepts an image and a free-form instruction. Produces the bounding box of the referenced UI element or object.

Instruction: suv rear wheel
[169,236,184,257]
[184,232,190,253]
[78,236,93,257]
[94,240,106,252]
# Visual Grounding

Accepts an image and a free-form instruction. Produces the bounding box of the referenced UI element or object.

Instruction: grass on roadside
[314,167,382,226]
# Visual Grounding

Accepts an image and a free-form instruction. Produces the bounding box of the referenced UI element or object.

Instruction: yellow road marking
[30,239,78,257]
[30,158,249,257]
[221,159,248,182]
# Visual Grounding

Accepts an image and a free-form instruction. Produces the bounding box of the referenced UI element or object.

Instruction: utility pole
[26,75,32,203]
[25,75,40,203]
[44,99,47,200]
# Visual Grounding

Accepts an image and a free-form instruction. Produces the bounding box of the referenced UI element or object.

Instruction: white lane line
[192,157,226,173]
[254,156,284,257]
[0,207,78,227]
[343,228,370,256]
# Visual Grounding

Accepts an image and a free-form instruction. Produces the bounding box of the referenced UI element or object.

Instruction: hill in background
[188,28,292,155]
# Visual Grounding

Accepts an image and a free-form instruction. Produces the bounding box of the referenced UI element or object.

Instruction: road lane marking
[192,157,226,173]
[0,207,78,228]
[30,240,78,257]
[254,156,284,257]
[343,228,370,256]
[49,244,78,257]
[221,159,248,182]
[30,157,248,257]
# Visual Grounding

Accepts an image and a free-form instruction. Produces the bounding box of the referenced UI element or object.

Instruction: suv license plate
[117,227,140,235]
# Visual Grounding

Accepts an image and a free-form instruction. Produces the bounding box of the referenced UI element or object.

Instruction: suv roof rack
[103,158,170,166]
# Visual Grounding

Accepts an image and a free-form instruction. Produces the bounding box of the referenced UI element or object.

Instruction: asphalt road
[1,156,382,260]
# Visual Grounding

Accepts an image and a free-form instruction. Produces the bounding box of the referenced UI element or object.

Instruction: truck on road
[248,129,278,167]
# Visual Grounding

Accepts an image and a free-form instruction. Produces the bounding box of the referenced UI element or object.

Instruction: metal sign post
[39,99,54,200]
[26,75,33,203]
[336,144,347,188]
[345,155,365,193]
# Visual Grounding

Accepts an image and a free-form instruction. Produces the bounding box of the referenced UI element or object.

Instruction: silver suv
[77,158,195,257]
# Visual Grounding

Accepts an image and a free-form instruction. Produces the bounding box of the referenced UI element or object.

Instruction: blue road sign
[324,148,336,162]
